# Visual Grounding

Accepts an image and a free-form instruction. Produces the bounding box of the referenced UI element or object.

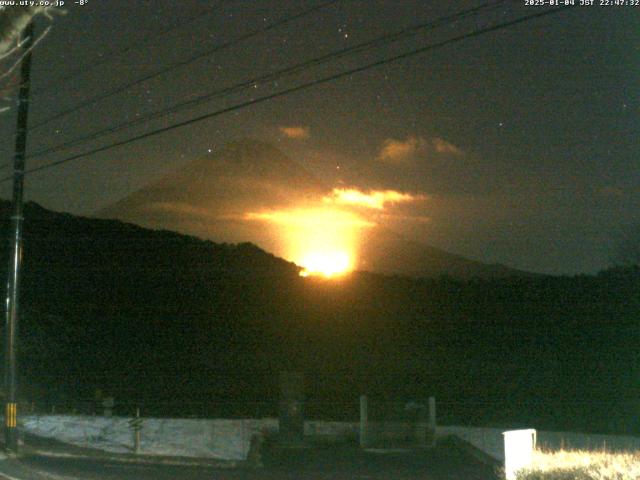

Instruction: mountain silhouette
[99,139,325,256]
[359,227,527,279]
[99,139,529,279]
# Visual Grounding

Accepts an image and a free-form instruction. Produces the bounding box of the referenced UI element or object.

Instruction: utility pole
[4,20,35,453]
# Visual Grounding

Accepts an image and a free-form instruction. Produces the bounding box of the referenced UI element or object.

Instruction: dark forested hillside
[1,201,638,434]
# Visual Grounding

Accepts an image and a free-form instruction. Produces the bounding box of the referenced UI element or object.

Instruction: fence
[26,398,363,422]
[359,395,436,448]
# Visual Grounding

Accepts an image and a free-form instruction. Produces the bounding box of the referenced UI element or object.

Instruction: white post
[503,429,536,480]
[359,395,368,448]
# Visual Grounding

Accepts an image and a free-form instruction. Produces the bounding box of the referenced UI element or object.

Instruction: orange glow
[245,208,373,228]
[244,207,373,277]
[279,126,310,139]
[324,188,420,210]
[299,251,351,278]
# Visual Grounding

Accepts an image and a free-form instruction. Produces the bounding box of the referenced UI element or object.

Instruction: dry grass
[514,449,640,480]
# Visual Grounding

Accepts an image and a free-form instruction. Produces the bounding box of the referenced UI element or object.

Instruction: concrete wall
[21,415,640,462]
[21,415,360,461]
[21,415,279,461]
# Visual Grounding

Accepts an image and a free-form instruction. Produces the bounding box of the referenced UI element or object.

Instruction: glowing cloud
[432,137,463,155]
[245,208,374,228]
[378,135,464,163]
[378,136,424,162]
[279,126,310,139]
[245,207,373,277]
[323,188,422,210]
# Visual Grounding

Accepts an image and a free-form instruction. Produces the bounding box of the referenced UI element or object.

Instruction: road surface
[1,441,501,480]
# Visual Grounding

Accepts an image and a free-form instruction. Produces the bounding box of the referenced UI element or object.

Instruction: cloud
[244,208,374,228]
[432,137,463,156]
[323,188,425,210]
[377,135,463,163]
[279,126,310,139]
[377,136,424,163]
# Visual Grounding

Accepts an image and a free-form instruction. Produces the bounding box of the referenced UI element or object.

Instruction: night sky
[0,1,637,275]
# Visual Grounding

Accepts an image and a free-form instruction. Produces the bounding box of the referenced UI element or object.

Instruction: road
[0,441,501,480]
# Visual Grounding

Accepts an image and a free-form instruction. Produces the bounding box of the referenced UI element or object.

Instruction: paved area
[0,434,501,480]
[2,444,500,480]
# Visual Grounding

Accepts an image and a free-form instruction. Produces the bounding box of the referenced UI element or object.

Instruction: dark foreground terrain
[0,440,500,480]
[3,201,639,434]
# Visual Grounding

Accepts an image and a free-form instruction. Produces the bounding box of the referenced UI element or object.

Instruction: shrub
[515,449,640,480]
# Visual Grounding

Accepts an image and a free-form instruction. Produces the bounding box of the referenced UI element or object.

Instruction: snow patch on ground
[21,415,278,461]
[20,415,362,461]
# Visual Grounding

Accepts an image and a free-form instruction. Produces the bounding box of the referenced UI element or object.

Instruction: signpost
[279,372,304,445]
[128,408,143,454]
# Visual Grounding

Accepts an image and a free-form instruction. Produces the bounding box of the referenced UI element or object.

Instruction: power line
[39,2,225,95]
[24,1,507,163]
[25,0,342,132]
[0,6,573,183]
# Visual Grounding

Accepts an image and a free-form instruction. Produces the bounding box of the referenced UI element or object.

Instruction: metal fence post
[128,408,142,454]
[428,396,436,447]
[359,395,368,448]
